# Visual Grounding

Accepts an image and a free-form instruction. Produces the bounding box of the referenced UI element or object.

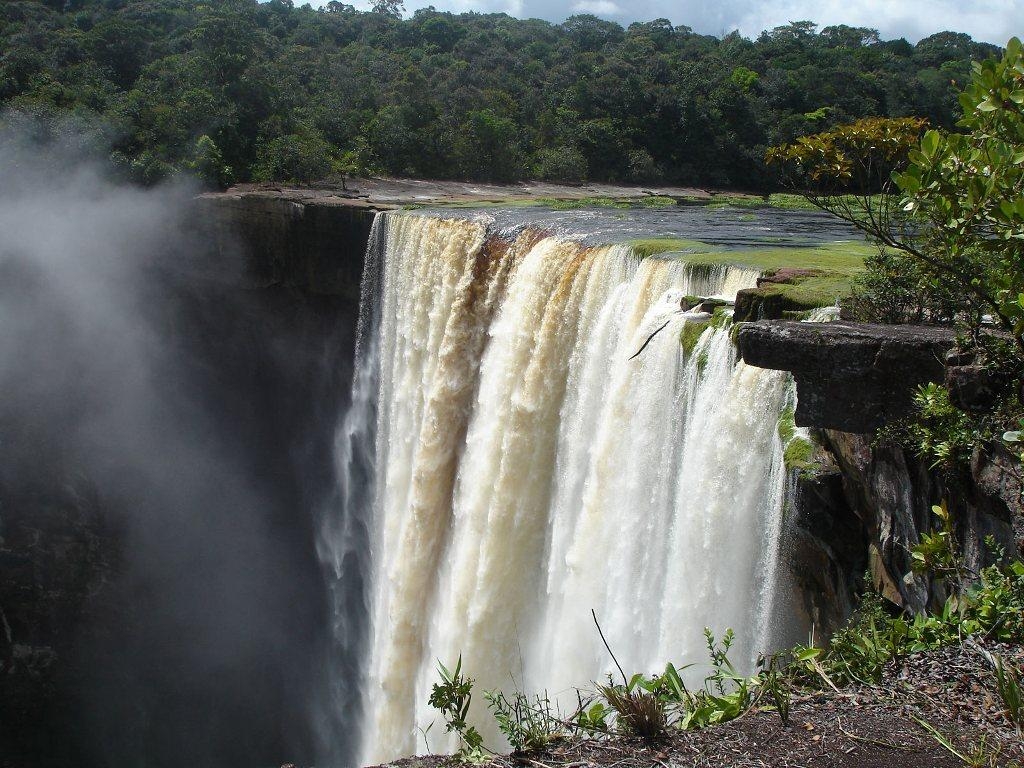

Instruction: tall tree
[371,0,404,18]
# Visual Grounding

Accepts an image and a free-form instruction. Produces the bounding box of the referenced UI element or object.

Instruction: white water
[339,212,794,764]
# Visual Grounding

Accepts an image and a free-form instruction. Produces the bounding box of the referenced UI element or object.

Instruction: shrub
[251,127,337,184]
[795,560,1024,689]
[626,149,662,182]
[876,382,976,473]
[532,145,588,182]
[844,247,961,324]
[484,690,565,751]
[187,134,233,189]
[428,657,486,759]
[598,684,668,739]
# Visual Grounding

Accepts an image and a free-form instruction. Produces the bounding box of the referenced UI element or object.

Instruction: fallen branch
[592,610,628,687]
[836,717,913,752]
[910,715,969,762]
[628,320,671,361]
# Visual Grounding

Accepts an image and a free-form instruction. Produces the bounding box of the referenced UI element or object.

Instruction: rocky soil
[364,642,1023,768]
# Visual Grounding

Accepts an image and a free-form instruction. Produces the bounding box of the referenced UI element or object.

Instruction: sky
[306,0,1019,45]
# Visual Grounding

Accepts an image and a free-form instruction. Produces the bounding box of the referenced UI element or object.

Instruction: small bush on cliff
[903,383,976,471]
[485,689,567,751]
[795,559,1024,689]
[876,379,1023,495]
[186,134,234,190]
[251,127,338,185]
[428,657,487,760]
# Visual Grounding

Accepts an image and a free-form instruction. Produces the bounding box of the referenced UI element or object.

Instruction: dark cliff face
[191,192,378,299]
[0,194,376,768]
[788,431,1019,627]
[739,320,1022,631]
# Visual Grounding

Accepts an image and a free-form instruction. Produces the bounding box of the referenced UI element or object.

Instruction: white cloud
[297,0,1020,44]
[571,0,626,14]
[728,0,1017,43]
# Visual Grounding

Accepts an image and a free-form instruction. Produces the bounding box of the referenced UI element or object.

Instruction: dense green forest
[0,0,1001,188]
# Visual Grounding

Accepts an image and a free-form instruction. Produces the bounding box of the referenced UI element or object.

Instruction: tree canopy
[0,0,1002,187]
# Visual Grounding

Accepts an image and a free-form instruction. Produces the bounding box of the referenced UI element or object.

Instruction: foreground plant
[430,557,1024,761]
[597,683,668,739]
[994,654,1024,730]
[760,656,792,726]
[593,628,765,736]
[484,689,568,751]
[428,656,487,760]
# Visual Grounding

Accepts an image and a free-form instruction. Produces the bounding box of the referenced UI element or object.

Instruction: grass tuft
[598,684,668,739]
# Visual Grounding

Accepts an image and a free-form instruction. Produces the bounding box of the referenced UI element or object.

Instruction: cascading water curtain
[315,216,386,766]
[325,211,799,765]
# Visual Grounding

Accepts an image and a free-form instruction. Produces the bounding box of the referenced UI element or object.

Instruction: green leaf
[794,646,822,662]
[920,129,941,158]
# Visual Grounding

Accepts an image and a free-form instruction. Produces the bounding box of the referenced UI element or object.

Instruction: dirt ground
[369,642,1023,768]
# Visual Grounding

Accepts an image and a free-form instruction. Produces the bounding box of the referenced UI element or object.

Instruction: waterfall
[328,211,795,765]
[315,215,386,764]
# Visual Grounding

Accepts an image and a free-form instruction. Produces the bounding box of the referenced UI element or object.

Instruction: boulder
[697,298,729,314]
[946,364,998,413]
[756,267,822,287]
[734,287,800,321]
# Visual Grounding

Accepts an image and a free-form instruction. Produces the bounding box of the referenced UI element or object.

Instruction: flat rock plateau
[202,179,716,209]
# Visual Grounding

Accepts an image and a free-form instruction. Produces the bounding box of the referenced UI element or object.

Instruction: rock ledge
[738,320,956,432]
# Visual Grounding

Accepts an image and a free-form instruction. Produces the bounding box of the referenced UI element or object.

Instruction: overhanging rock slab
[738,320,956,433]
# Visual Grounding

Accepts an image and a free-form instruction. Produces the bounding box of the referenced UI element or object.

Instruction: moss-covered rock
[784,436,816,470]
[733,279,845,321]
[778,405,819,472]
[777,405,797,444]
[695,348,710,376]
[679,318,710,356]
[710,306,733,328]
[697,298,729,314]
